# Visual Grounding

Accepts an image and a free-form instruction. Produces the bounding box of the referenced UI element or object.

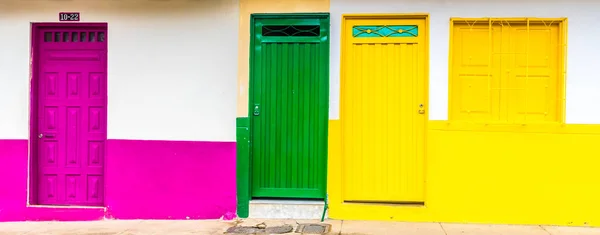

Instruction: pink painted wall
[0,139,237,221]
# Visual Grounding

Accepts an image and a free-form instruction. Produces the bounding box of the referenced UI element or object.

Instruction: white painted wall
[0,0,238,141]
[330,0,600,123]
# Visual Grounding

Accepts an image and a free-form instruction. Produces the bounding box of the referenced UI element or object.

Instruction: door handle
[418,104,425,114]
[253,104,260,116]
[38,133,56,139]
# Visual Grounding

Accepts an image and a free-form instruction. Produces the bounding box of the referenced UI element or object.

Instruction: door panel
[250,17,329,199]
[341,19,426,203]
[37,27,107,206]
[450,23,503,121]
[507,23,559,123]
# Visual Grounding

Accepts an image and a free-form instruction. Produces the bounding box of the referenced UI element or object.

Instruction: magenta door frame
[29,22,108,206]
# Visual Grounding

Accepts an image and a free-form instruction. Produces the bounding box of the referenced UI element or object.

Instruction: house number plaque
[59,12,80,22]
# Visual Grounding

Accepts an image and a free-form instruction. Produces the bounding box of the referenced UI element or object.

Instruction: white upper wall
[330,0,600,123]
[0,0,239,141]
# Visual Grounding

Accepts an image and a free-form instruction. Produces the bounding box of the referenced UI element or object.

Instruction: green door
[249,14,329,199]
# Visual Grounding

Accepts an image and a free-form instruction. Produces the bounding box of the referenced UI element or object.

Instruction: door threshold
[249,199,326,219]
[250,199,325,205]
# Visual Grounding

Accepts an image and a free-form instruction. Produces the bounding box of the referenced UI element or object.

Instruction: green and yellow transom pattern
[353,25,418,37]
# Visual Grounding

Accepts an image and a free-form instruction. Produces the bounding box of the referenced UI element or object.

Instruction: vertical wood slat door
[250,17,329,199]
[341,18,427,203]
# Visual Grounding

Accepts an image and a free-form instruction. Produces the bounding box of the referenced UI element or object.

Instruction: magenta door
[35,25,107,206]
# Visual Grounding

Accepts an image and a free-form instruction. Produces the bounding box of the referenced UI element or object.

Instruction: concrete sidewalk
[0,219,599,235]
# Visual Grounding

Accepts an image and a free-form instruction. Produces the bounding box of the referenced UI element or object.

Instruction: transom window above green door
[262,25,320,36]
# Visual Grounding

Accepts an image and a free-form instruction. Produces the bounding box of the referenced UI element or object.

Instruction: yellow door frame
[328,13,430,220]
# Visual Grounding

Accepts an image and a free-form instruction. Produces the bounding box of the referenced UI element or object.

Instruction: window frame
[448,17,568,125]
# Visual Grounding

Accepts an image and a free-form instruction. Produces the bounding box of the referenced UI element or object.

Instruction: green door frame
[236,12,330,218]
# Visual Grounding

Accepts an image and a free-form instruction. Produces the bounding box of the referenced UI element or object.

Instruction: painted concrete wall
[329,0,600,123]
[0,0,238,141]
[0,0,238,221]
[327,0,600,226]
[329,121,600,226]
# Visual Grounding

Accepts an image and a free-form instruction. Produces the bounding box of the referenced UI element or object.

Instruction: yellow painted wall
[329,121,600,226]
[236,0,329,117]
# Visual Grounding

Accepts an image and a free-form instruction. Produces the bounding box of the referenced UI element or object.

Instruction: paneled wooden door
[249,15,329,199]
[34,24,108,206]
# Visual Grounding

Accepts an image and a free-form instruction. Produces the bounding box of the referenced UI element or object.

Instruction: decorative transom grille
[44,31,106,43]
[352,25,418,37]
[262,25,320,36]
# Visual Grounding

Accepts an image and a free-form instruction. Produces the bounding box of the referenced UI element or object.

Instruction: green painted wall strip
[236,117,250,218]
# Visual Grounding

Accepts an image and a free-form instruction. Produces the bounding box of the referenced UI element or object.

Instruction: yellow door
[341,18,427,203]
